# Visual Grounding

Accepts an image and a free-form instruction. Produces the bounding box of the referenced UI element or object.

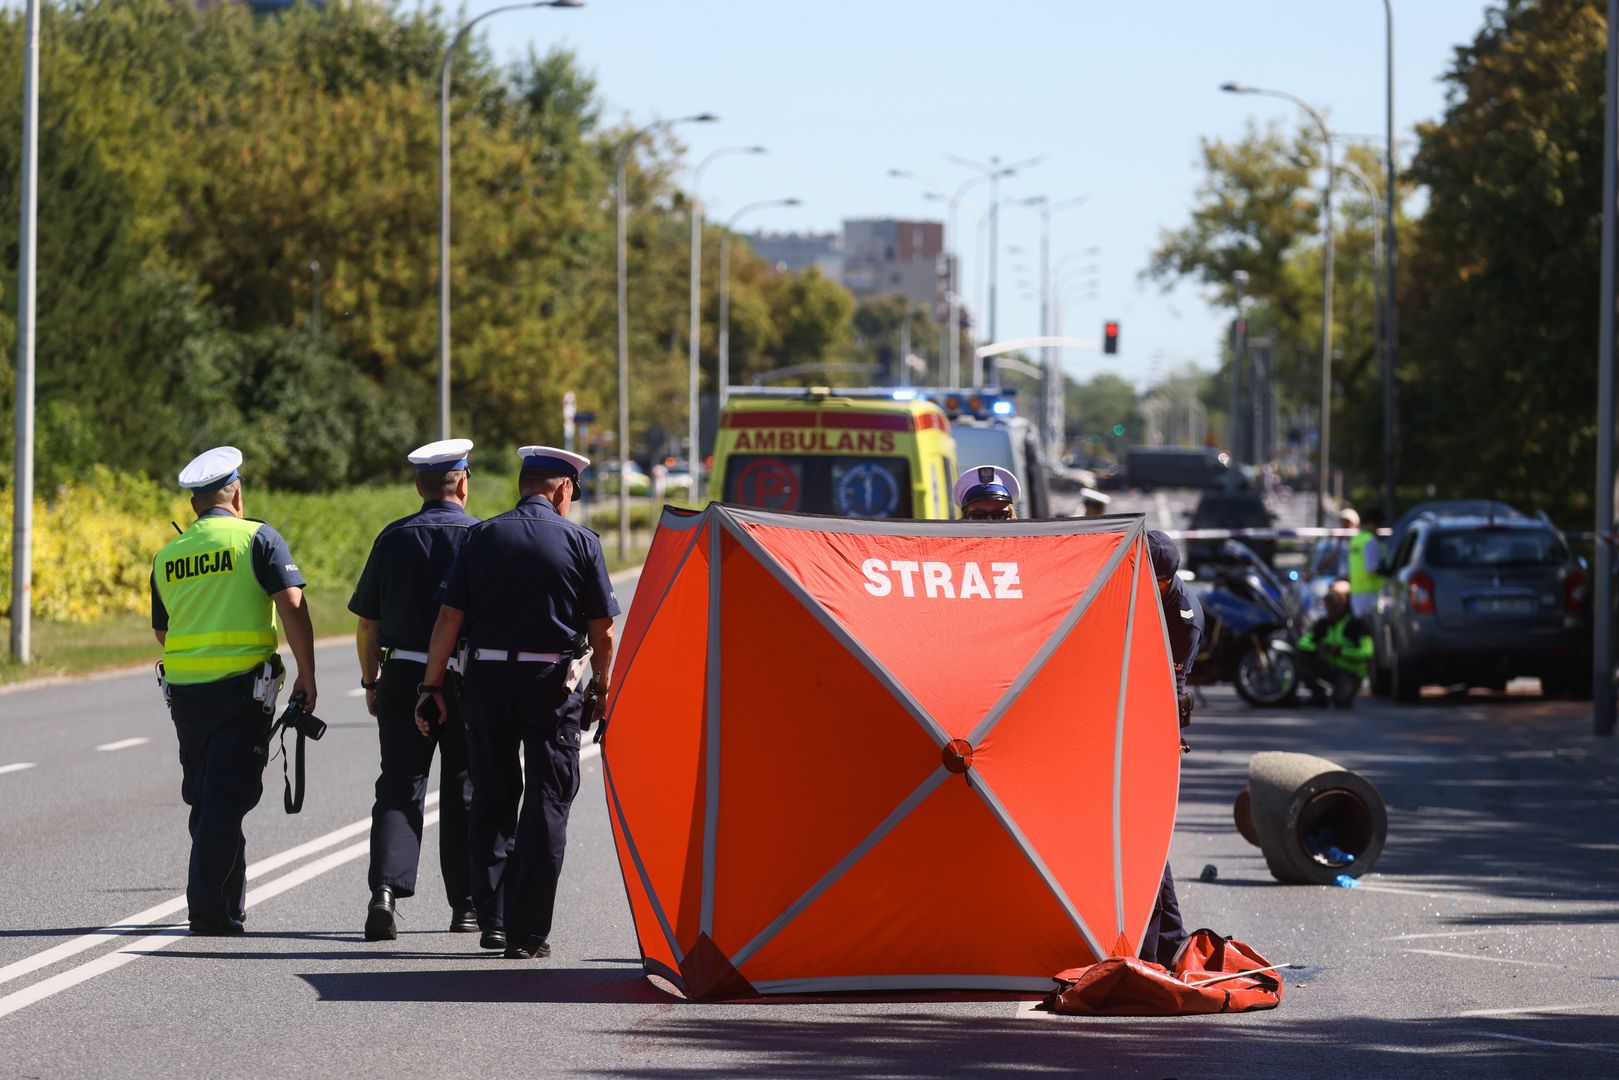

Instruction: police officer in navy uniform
[151,447,317,935]
[954,465,1021,520]
[1140,529,1203,967]
[350,438,480,941]
[415,446,619,959]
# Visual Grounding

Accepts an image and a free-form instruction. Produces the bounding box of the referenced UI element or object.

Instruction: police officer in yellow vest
[1295,579,1375,707]
[1348,509,1386,619]
[151,447,318,935]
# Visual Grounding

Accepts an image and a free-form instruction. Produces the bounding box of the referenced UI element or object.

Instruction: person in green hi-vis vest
[1294,579,1375,708]
[150,447,318,935]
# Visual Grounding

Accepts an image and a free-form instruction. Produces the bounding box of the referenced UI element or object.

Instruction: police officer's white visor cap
[408,438,474,470]
[1339,507,1361,528]
[953,464,1021,507]
[178,446,243,492]
[1080,487,1111,506]
[517,445,591,477]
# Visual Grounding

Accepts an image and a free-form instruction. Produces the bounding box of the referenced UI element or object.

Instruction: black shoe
[450,906,479,933]
[503,939,550,960]
[479,926,507,951]
[364,886,397,942]
[189,915,245,937]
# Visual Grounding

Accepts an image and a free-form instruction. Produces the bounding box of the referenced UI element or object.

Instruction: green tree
[1401,0,1605,519]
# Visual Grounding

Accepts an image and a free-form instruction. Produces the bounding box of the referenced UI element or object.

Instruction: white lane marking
[0,762,37,776]
[1351,883,1450,899]
[1477,1032,1619,1056]
[0,740,602,1009]
[1401,948,1566,969]
[1461,1001,1618,1018]
[0,825,406,1021]
[96,737,150,752]
[0,791,440,991]
[1383,928,1512,942]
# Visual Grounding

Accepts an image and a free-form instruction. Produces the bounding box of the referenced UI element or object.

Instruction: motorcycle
[1189,540,1301,706]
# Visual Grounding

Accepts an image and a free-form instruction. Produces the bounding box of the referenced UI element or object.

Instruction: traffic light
[1103,320,1120,355]
[1111,423,1126,437]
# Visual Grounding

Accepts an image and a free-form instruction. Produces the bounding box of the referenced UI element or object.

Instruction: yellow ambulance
[708,388,958,519]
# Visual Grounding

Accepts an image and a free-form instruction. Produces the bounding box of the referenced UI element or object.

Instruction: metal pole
[1337,161,1385,484]
[947,201,960,387]
[1383,0,1400,525]
[1231,270,1247,461]
[616,145,631,560]
[718,228,732,406]
[988,161,1001,348]
[1320,123,1336,528]
[10,0,39,664]
[689,147,764,508]
[1595,0,1618,735]
[309,260,321,337]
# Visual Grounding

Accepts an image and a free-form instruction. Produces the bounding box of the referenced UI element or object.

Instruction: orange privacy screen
[603,504,1180,1000]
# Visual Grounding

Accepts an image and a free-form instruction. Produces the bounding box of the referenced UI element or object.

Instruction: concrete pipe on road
[1239,750,1388,885]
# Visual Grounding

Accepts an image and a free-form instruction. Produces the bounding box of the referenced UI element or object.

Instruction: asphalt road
[2,497,1617,1078]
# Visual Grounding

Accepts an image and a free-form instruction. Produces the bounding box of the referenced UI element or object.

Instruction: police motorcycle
[1188,540,1301,706]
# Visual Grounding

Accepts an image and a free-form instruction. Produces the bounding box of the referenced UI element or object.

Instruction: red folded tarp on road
[603,504,1179,999]
[1041,929,1285,1015]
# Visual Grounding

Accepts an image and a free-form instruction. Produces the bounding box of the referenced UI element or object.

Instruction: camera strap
[270,721,308,814]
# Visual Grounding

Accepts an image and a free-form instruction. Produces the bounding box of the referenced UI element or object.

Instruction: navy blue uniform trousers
[1138,864,1187,967]
[462,660,583,946]
[168,673,271,924]
[368,660,472,908]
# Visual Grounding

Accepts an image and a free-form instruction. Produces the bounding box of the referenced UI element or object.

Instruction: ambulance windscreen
[723,455,912,519]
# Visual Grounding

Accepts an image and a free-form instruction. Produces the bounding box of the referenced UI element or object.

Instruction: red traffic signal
[1103,320,1120,355]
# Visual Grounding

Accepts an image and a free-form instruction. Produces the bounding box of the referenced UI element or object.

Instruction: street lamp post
[1014,194,1087,463]
[616,113,717,561]
[689,146,766,505]
[1382,0,1400,526]
[1595,0,1618,734]
[948,154,1043,363]
[10,0,39,663]
[890,169,989,388]
[438,0,582,440]
[718,197,803,404]
[1336,160,1387,475]
[1224,82,1336,526]
[1231,269,1248,461]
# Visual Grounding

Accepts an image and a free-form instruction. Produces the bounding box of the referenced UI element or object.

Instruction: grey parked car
[1370,512,1589,701]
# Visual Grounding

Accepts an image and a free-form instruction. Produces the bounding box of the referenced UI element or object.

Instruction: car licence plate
[1470,597,1534,615]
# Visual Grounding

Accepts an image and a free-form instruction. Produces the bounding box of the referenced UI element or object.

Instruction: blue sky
[481,0,1496,388]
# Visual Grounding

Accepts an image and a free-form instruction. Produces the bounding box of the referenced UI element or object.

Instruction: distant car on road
[1125,446,1231,491]
[1185,491,1278,571]
[1370,511,1589,701]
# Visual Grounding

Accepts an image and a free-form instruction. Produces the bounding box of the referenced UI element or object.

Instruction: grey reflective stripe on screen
[729,766,950,969]
[717,509,951,750]
[967,518,1143,746]
[1136,529,1183,950]
[722,504,1140,539]
[602,758,684,966]
[969,772,1107,961]
[699,518,723,936]
[1111,541,1142,933]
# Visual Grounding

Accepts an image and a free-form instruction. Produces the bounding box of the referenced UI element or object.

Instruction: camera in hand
[278,691,326,741]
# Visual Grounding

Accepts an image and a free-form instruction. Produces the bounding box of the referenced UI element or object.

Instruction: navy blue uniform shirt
[1159,577,1204,693]
[150,509,305,632]
[436,495,619,652]
[348,499,480,650]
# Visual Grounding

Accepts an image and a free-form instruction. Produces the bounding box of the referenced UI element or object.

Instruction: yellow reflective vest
[1349,530,1384,597]
[153,516,278,684]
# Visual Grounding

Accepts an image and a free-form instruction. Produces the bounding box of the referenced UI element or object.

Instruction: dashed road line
[96,737,150,752]
[1382,928,1509,941]
[0,762,36,776]
[1477,1031,1619,1056]
[1460,1000,1617,1018]
[1401,948,1565,969]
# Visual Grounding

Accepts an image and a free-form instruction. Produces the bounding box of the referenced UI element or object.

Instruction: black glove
[1177,690,1194,729]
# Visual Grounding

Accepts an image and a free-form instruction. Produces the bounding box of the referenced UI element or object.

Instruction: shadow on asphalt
[582,1011,1619,1077]
[1174,690,1619,912]
[298,966,668,1004]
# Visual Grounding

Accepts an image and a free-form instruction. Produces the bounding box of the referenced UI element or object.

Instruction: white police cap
[1080,487,1111,507]
[517,445,590,480]
[953,463,1021,508]
[407,438,474,471]
[178,446,243,492]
